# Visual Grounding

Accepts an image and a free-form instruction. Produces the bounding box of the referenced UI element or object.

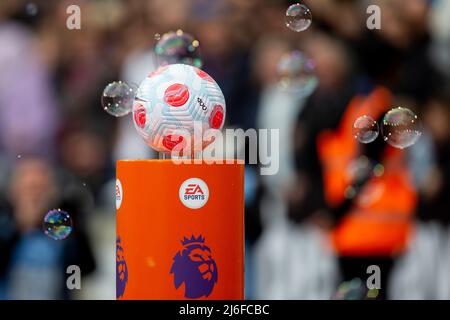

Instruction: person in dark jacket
[0,157,95,299]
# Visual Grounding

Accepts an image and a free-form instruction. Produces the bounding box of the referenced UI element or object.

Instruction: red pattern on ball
[162,134,185,150]
[195,68,215,83]
[209,105,224,129]
[164,83,190,107]
[133,103,146,129]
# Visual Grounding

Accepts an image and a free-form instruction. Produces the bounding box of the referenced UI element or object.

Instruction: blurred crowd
[0,0,449,299]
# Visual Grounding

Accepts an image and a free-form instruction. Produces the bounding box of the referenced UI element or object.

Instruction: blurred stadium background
[0,0,449,299]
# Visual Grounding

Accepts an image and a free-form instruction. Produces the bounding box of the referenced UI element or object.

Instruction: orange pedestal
[116,160,244,300]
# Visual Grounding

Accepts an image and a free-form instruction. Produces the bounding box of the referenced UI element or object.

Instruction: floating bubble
[334,278,367,300]
[373,163,384,177]
[17,154,22,159]
[154,30,202,68]
[382,107,422,149]
[101,81,134,117]
[352,115,379,144]
[43,209,73,240]
[25,3,38,16]
[346,156,374,183]
[344,186,356,199]
[285,3,312,32]
[277,50,318,96]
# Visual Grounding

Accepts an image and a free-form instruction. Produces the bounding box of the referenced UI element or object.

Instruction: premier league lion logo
[170,235,218,298]
[116,236,128,298]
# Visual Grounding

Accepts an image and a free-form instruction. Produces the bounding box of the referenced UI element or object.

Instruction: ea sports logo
[116,179,123,210]
[179,178,209,209]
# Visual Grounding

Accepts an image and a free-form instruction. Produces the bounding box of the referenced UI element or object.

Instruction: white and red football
[132,64,226,153]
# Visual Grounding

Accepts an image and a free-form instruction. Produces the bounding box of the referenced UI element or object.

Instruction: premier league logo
[170,235,218,298]
[116,236,128,298]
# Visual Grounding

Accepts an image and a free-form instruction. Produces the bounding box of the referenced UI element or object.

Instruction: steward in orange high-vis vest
[316,87,418,299]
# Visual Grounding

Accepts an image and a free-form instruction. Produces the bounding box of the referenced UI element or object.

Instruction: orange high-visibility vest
[317,87,417,256]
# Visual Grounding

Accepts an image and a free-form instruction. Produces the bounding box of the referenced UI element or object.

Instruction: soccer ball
[132,64,226,154]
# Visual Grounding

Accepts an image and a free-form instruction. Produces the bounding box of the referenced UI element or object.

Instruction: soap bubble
[334,278,368,300]
[352,115,379,144]
[382,107,422,149]
[285,3,312,32]
[43,209,73,240]
[154,30,202,68]
[344,186,357,199]
[346,156,374,182]
[25,3,38,16]
[373,163,384,177]
[101,81,134,117]
[277,50,318,96]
